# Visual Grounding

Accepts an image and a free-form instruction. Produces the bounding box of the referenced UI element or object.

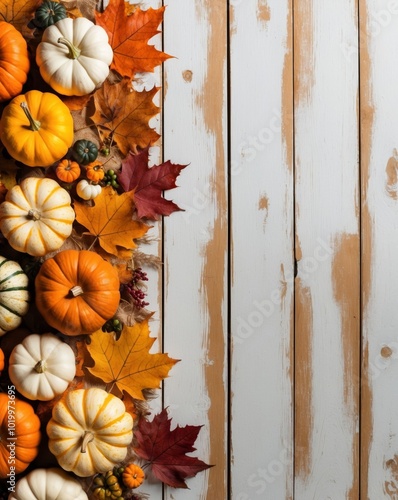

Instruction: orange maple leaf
[90,78,160,156]
[95,0,171,78]
[86,319,179,400]
[74,186,149,256]
[0,0,41,35]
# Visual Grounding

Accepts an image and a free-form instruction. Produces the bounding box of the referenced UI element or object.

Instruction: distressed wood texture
[360,1,398,498]
[154,0,398,498]
[162,0,228,499]
[293,1,360,499]
[229,1,294,499]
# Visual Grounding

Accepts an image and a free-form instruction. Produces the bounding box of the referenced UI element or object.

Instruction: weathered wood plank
[293,1,360,498]
[162,0,229,498]
[229,1,294,499]
[360,1,398,497]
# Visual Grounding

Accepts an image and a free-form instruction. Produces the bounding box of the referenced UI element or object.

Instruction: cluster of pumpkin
[0,3,151,499]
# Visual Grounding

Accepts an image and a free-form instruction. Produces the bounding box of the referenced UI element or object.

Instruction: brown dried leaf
[90,78,160,156]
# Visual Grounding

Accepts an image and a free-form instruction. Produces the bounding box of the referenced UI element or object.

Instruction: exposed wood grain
[156,1,398,497]
[201,0,228,496]
[294,280,314,479]
[162,0,228,498]
[360,1,398,498]
[359,0,374,496]
[331,233,360,500]
[293,1,360,497]
[229,1,294,498]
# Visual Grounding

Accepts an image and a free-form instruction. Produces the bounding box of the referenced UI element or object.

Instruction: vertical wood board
[360,0,398,497]
[293,1,360,498]
[162,0,228,498]
[229,1,294,499]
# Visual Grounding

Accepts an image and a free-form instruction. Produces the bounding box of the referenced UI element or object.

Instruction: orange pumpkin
[122,463,145,489]
[0,348,4,373]
[0,393,41,478]
[35,250,120,336]
[85,161,105,182]
[0,22,30,102]
[56,158,81,183]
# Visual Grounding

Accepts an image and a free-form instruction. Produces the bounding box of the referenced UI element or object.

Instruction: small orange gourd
[0,393,41,478]
[0,348,4,373]
[85,161,105,182]
[35,249,120,336]
[56,159,81,183]
[122,463,145,489]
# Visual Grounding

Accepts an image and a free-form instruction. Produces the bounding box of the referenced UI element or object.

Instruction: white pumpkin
[47,387,133,477]
[9,467,88,500]
[76,179,102,200]
[0,177,75,256]
[0,256,30,336]
[9,333,76,401]
[36,17,113,96]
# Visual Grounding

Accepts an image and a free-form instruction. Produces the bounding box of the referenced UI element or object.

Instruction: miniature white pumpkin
[9,333,76,401]
[36,17,113,96]
[76,179,102,200]
[9,467,88,500]
[47,387,133,477]
[0,177,75,257]
[0,256,30,335]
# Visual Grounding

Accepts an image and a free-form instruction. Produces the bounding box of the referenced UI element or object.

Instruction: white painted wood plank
[229,1,294,499]
[359,1,398,497]
[293,1,360,498]
[162,0,228,498]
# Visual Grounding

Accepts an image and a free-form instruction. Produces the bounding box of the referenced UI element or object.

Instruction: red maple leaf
[134,408,212,488]
[95,0,172,79]
[118,148,187,220]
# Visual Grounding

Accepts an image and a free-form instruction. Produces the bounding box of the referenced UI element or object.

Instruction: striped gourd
[0,177,75,257]
[0,257,30,335]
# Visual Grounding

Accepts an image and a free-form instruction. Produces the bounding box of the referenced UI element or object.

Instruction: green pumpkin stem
[20,102,41,132]
[58,37,81,59]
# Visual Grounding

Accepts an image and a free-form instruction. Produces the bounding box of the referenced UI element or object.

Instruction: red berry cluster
[125,268,149,309]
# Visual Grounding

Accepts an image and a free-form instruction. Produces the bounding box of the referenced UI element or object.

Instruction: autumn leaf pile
[0,0,210,497]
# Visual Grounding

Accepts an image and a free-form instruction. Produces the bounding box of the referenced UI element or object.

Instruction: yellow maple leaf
[74,186,149,256]
[86,319,179,400]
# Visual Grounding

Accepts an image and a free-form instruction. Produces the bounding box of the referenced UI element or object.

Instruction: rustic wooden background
[141,0,398,498]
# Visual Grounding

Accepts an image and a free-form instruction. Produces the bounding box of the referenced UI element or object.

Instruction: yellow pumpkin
[47,388,133,477]
[0,177,75,256]
[0,90,74,167]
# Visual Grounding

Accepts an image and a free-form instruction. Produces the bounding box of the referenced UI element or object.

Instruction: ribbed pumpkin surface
[0,394,41,478]
[0,256,30,335]
[47,388,133,477]
[35,250,120,336]
[0,22,30,102]
[0,177,75,257]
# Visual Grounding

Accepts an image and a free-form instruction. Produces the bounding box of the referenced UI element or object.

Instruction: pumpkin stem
[27,209,41,221]
[69,285,84,297]
[34,360,46,373]
[57,37,81,59]
[20,102,41,132]
[81,431,94,453]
